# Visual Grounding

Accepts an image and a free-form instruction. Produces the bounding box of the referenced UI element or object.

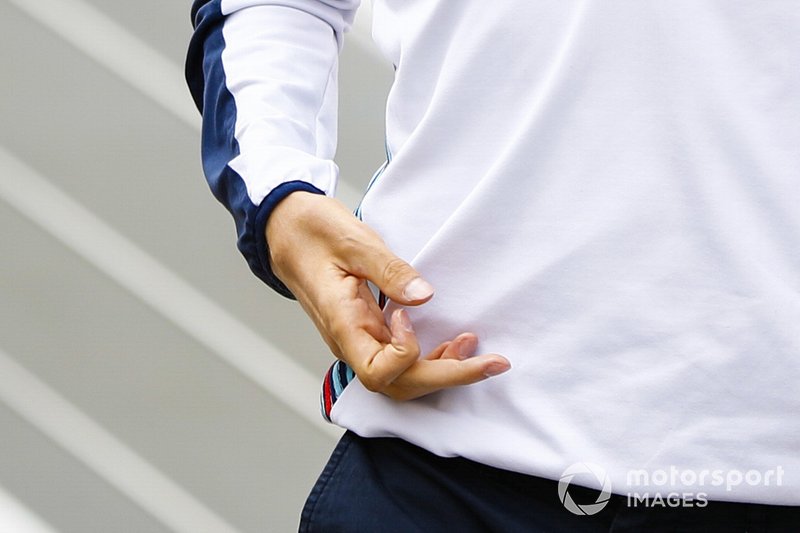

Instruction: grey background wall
[0,1,392,531]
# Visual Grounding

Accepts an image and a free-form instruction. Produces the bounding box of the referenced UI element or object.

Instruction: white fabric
[221,0,359,40]
[221,4,353,203]
[232,0,800,504]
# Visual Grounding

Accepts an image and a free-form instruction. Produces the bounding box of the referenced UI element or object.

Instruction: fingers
[424,333,478,361]
[357,308,422,392]
[264,192,508,402]
[348,242,435,306]
[384,354,511,401]
[337,307,511,400]
[266,192,433,309]
[303,275,390,361]
[266,191,433,308]
[356,280,391,342]
[394,330,509,401]
[443,333,479,360]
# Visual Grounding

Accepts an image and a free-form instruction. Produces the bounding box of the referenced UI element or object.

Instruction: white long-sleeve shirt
[187,0,800,504]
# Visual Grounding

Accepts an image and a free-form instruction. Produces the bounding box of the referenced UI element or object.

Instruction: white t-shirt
[190,0,800,504]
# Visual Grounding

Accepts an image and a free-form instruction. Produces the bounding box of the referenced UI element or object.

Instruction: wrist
[256,183,326,292]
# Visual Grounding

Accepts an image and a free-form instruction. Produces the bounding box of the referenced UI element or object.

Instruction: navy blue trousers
[299,431,799,532]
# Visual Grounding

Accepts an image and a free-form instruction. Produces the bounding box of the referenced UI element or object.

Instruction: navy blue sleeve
[186,0,325,299]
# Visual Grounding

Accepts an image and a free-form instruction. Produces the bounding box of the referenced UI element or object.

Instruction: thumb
[363,250,434,305]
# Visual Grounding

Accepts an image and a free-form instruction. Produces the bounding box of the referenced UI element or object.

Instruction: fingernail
[403,278,434,301]
[457,336,477,360]
[484,360,511,377]
[396,309,414,333]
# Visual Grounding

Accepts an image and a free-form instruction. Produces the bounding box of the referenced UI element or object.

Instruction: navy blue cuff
[254,181,326,299]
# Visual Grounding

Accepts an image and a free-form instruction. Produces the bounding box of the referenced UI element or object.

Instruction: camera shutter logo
[558,463,613,515]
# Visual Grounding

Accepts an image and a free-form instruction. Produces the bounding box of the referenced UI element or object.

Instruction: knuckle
[381,257,411,284]
[359,372,388,393]
[361,378,384,392]
[392,342,420,361]
[361,380,381,393]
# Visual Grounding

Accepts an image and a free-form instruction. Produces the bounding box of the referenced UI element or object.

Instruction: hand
[266,191,511,401]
